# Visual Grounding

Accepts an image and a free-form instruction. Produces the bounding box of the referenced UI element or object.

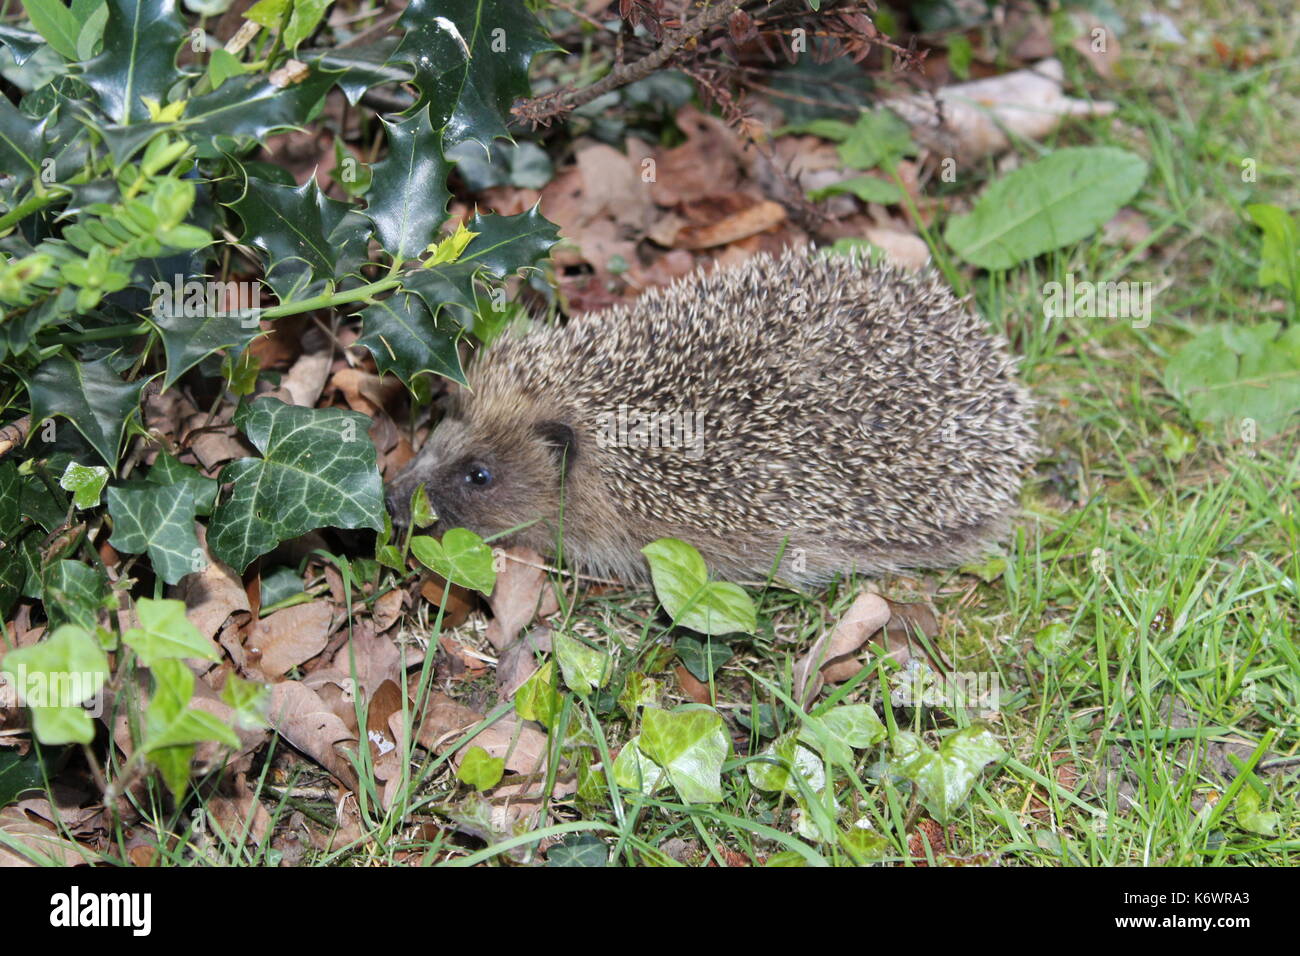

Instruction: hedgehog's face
[385,399,577,554]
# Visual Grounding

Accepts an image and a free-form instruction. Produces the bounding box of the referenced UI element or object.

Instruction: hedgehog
[386,246,1036,585]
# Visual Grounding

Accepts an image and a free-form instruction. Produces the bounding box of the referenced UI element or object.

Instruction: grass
[18,3,1297,868]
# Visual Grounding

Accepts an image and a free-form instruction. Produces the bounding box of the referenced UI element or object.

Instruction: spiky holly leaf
[393,0,557,149]
[23,354,147,469]
[0,99,45,194]
[229,176,372,303]
[148,282,263,388]
[210,398,385,571]
[310,41,412,105]
[79,0,185,125]
[366,106,450,260]
[184,68,337,156]
[461,207,560,277]
[0,25,45,65]
[357,289,467,386]
[107,481,204,585]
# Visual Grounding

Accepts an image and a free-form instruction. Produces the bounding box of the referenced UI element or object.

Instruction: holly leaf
[23,354,146,469]
[358,290,467,386]
[79,0,185,125]
[366,106,450,260]
[184,68,337,155]
[107,481,205,585]
[148,286,263,389]
[230,176,372,303]
[209,398,385,571]
[393,0,557,149]
[309,41,412,105]
[0,97,46,194]
[461,207,560,278]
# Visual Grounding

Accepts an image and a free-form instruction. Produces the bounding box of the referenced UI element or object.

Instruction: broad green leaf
[809,175,904,205]
[80,0,186,124]
[0,99,46,193]
[409,527,496,595]
[553,632,608,697]
[205,47,245,90]
[209,398,385,571]
[149,282,262,388]
[674,636,732,682]
[0,749,49,808]
[59,462,109,509]
[1164,321,1300,438]
[220,674,270,730]
[393,0,556,149]
[1234,785,1279,836]
[641,538,757,636]
[514,660,562,727]
[146,453,218,515]
[0,462,20,539]
[283,0,332,49]
[366,106,450,260]
[1246,203,1299,299]
[144,660,237,797]
[546,834,608,867]
[775,118,855,141]
[944,147,1148,270]
[243,0,288,27]
[40,560,107,630]
[23,354,146,468]
[835,108,916,171]
[612,735,665,796]
[20,0,80,60]
[121,597,218,665]
[457,745,505,791]
[891,725,1005,823]
[617,672,659,722]
[639,705,728,804]
[75,0,109,59]
[107,481,204,584]
[747,731,824,796]
[1,625,110,745]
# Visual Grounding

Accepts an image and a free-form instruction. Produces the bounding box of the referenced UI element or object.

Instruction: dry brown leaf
[484,547,556,652]
[248,601,336,679]
[419,575,476,628]
[673,199,787,250]
[0,806,87,866]
[268,680,359,790]
[372,588,406,632]
[793,591,891,702]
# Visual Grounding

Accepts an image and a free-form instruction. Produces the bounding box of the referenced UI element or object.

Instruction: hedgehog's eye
[464,463,493,487]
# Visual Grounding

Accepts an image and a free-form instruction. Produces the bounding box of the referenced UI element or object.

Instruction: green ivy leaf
[1234,785,1279,836]
[616,672,659,722]
[220,674,270,730]
[1164,321,1300,438]
[121,597,218,665]
[409,527,495,595]
[514,660,562,727]
[674,636,732,682]
[638,705,728,804]
[1246,203,1299,302]
[107,481,204,585]
[809,175,904,205]
[611,735,665,796]
[944,147,1148,270]
[891,725,1005,824]
[209,398,385,571]
[143,658,239,798]
[146,453,218,515]
[80,0,186,125]
[641,538,757,636]
[0,749,50,808]
[366,106,450,260]
[59,462,109,509]
[457,745,505,791]
[283,0,332,50]
[40,560,108,630]
[835,108,917,171]
[747,731,824,796]
[553,631,608,697]
[23,354,147,469]
[1,625,110,745]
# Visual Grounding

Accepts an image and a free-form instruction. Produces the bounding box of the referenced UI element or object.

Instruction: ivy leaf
[121,597,218,666]
[0,625,110,745]
[283,0,332,50]
[366,106,450,260]
[638,705,728,804]
[514,660,562,727]
[835,108,917,171]
[144,659,239,798]
[456,745,505,791]
[230,175,371,304]
[641,538,757,636]
[461,207,560,278]
[209,398,385,571]
[59,462,109,509]
[147,453,218,515]
[553,632,609,697]
[79,0,186,125]
[612,735,665,796]
[107,481,205,585]
[891,725,1005,824]
[409,527,495,595]
[40,559,108,630]
[398,0,556,149]
[1234,785,1279,836]
[809,175,904,205]
[674,636,732,682]
[1164,321,1300,438]
[747,731,824,796]
[23,354,146,469]
[1246,203,1299,301]
[944,147,1148,270]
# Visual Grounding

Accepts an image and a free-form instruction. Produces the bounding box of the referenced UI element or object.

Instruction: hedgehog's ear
[534,420,577,476]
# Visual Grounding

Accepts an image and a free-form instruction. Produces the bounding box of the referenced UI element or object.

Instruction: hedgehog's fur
[387,246,1036,585]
